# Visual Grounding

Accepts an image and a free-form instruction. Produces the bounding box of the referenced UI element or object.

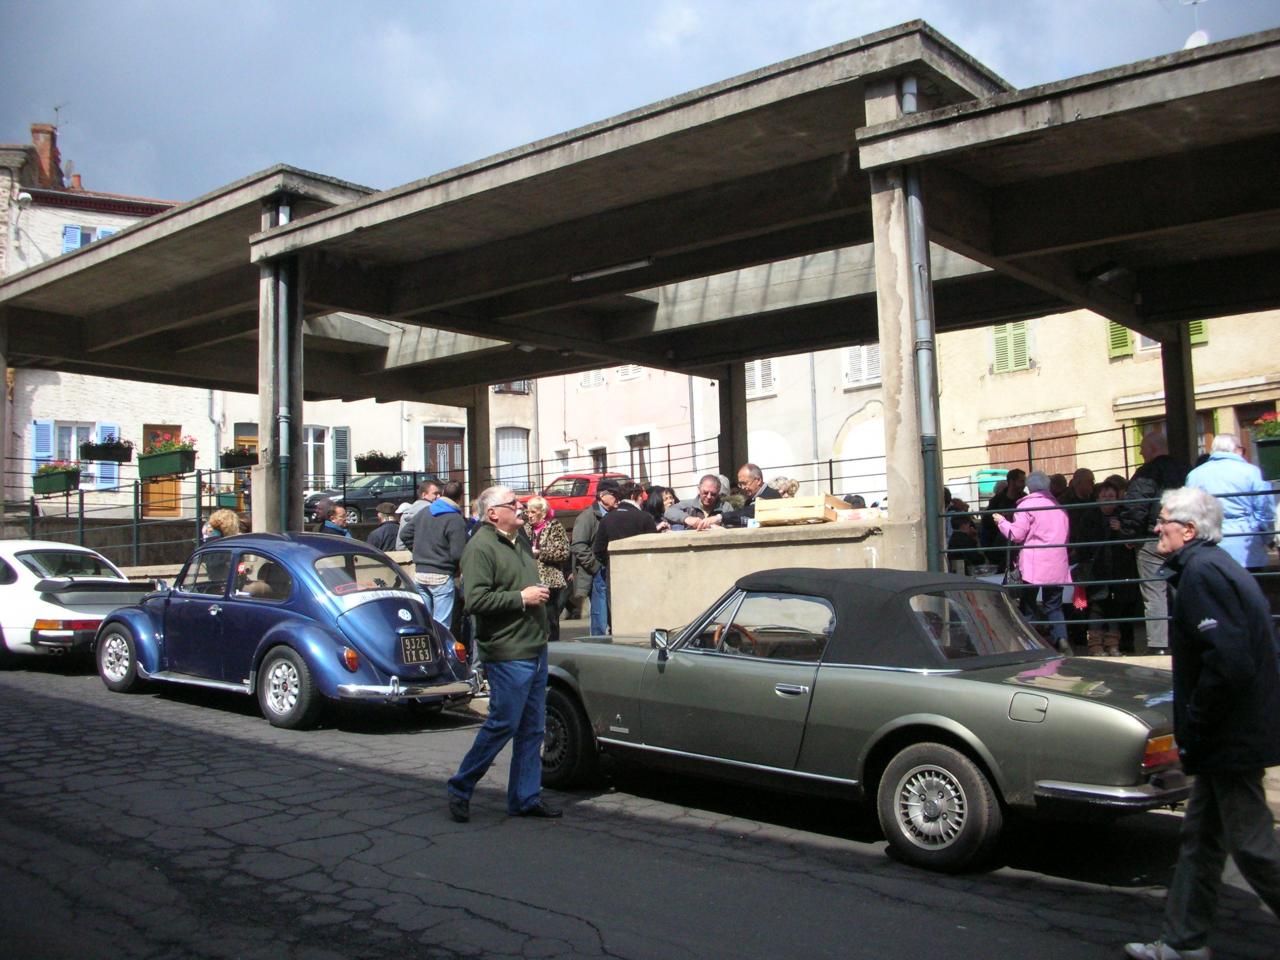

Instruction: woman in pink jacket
[996,470,1071,652]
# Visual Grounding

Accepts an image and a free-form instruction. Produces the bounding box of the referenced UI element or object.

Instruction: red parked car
[521,473,630,531]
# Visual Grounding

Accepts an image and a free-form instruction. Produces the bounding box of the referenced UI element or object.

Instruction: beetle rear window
[313,553,412,596]
[909,589,1048,660]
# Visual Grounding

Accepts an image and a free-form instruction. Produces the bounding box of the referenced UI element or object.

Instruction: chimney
[30,123,64,189]
[70,173,83,191]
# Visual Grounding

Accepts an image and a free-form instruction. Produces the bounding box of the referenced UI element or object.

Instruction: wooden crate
[756,494,846,526]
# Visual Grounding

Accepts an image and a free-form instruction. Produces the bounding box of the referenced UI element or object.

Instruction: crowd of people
[946,431,1276,655]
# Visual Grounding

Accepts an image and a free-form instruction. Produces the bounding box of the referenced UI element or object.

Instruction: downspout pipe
[275,200,292,532]
[901,76,943,571]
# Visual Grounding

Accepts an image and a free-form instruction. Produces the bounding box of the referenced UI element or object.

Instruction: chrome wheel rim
[264,658,299,716]
[894,764,967,849]
[542,709,566,769]
[101,633,130,683]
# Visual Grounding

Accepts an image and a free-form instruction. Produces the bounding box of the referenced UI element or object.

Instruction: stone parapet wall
[607,520,923,637]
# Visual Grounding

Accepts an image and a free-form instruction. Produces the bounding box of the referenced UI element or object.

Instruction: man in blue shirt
[1186,433,1276,569]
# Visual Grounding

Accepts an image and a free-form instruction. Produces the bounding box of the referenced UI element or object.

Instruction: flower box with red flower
[1251,412,1280,481]
[139,433,198,479]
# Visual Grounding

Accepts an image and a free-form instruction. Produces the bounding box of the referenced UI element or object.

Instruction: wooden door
[142,423,183,518]
[424,427,465,483]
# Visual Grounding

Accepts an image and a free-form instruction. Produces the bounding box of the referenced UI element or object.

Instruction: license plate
[400,634,436,664]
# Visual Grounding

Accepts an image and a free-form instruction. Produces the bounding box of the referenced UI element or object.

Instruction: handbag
[1003,566,1024,587]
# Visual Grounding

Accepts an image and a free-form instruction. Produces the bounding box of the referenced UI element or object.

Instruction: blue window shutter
[96,422,120,489]
[33,419,54,467]
[333,427,350,482]
[61,225,82,253]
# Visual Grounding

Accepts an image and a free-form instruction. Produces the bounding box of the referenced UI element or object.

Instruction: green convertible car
[543,568,1189,872]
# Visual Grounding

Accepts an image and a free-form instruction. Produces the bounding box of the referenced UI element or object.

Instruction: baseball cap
[596,478,622,497]
[376,501,397,516]
[394,502,412,515]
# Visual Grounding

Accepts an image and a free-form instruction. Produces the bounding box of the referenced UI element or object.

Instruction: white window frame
[579,369,606,390]
[495,427,531,490]
[842,344,881,389]
[745,359,776,400]
[617,364,643,381]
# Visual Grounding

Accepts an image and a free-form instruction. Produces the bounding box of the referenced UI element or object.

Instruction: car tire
[345,506,361,524]
[257,646,322,729]
[97,626,144,693]
[542,686,597,789]
[876,742,1002,873]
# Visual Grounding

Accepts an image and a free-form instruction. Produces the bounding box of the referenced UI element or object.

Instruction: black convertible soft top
[734,567,1010,668]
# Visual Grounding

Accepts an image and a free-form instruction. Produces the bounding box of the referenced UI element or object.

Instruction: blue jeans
[429,577,455,629]
[448,648,548,813]
[589,569,609,635]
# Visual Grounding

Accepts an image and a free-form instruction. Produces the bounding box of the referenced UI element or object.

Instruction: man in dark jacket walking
[1124,486,1280,960]
[571,479,619,632]
[365,502,401,552]
[1120,432,1188,651]
[411,479,467,630]
[446,485,557,823]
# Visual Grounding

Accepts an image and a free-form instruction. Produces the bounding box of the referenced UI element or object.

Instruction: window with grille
[842,344,881,388]
[617,365,643,381]
[992,322,1030,373]
[745,359,776,399]
[579,370,606,389]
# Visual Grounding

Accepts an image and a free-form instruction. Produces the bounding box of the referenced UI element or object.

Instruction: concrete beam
[717,364,749,481]
[466,387,492,504]
[83,268,259,352]
[1161,324,1197,467]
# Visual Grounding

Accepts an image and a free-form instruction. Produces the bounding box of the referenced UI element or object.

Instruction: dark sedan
[544,568,1188,872]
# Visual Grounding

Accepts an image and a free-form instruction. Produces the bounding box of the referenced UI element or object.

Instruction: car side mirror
[651,628,670,662]
[153,579,170,592]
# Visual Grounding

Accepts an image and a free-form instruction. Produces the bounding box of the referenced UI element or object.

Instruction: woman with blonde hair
[770,476,800,498]
[202,508,240,541]
[523,496,571,642]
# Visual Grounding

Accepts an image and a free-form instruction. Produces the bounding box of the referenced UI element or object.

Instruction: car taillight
[34,619,101,632]
[1142,734,1179,770]
[340,646,360,672]
[453,640,468,662]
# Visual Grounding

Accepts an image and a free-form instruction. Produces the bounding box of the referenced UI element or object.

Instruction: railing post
[194,469,204,545]
[1026,436,1034,472]
[827,459,834,492]
[132,481,141,567]
[77,489,85,546]
[666,444,672,486]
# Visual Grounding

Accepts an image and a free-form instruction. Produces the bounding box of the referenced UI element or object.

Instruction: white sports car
[0,540,155,660]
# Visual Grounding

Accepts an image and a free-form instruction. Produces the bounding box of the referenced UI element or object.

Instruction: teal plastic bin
[973,469,1006,499]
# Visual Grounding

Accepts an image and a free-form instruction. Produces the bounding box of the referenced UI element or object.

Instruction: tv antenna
[53,101,70,127]
[1182,0,1210,49]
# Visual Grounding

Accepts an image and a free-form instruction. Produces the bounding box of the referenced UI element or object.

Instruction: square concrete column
[1160,324,1198,466]
[466,385,492,505]
[0,314,7,519]
[865,78,932,570]
[717,363,749,481]
[255,199,306,532]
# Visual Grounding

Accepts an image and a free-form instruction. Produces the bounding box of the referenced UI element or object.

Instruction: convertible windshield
[909,588,1050,661]
[18,550,124,580]
[313,553,413,596]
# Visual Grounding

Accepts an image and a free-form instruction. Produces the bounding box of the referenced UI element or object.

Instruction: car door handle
[774,683,810,697]
[208,605,221,616]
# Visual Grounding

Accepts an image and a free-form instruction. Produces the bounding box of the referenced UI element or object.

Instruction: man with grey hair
[1125,486,1280,960]
[664,473,729,531]
[1186,433,1276,570]
[447,485,558,823]
[1120,432,1187,650]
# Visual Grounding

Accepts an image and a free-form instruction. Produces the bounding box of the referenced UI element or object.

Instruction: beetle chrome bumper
[1035,771,1191,810]
[336,675,477,701]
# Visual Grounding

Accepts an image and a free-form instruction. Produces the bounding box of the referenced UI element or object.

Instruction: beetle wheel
[542,686,597,788]
[257,646,322,729]
[98,627,143,693]
[877,742,1002,872]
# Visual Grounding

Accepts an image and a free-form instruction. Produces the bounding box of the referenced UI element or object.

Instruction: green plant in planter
[220,444,259,469]
[1252,411,1280,440]
[1252,411,1280,481]
[80,434,135,462]
[139,433,198,479]
[355,449,405,472]
[33,459,82,495]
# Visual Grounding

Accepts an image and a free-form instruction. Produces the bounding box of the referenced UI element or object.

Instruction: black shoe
[513,800,562,819]
[448,795,470,823]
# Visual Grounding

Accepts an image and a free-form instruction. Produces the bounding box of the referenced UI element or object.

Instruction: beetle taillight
[1142,734,1179,770]
[340,646,360,672]
[453,640,468,662]
[34,619,100,632]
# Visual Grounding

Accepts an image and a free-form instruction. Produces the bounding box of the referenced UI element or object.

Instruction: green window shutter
[993,325,1011,373]
[1107,321,1133,358]
[1187,319,1208,345]
[993,321,1029,373]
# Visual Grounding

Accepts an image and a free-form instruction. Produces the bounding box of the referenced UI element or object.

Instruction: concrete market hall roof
[2,22,1277,402]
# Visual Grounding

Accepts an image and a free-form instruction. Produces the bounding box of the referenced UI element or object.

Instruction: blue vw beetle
[93,532,476,728]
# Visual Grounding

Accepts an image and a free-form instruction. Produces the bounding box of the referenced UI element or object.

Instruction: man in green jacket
[447,485,559,822]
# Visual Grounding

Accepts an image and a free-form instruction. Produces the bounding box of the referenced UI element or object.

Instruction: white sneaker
[1123,940,1210,960]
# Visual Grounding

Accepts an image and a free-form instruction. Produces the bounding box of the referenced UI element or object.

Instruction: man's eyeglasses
[492,499,522,512]
[1155,516,1188,528]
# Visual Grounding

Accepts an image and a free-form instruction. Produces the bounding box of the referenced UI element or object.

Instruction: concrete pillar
[466,385,492,504]
[717,363,749,481]
[866,78,930,569]
[255,198,305,532]
[1161,324,1197,466]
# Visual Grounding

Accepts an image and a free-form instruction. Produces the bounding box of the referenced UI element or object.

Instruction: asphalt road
[1,659,1276,960]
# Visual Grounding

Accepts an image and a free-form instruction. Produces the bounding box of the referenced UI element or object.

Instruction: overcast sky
[2,0,1277,201]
